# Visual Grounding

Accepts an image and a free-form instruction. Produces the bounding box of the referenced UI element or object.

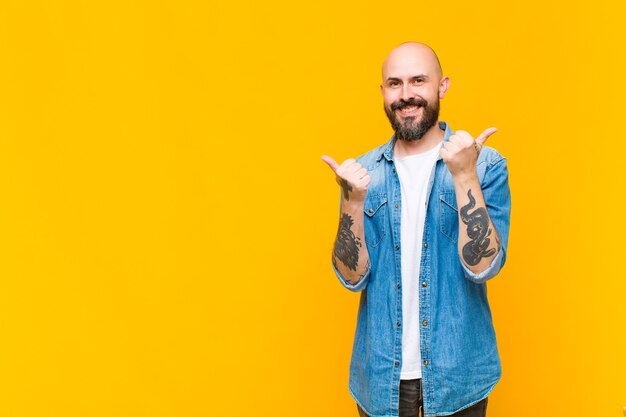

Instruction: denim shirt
[332,121,511,417]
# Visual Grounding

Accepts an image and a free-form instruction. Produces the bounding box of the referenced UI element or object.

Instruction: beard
[384,97,440,141]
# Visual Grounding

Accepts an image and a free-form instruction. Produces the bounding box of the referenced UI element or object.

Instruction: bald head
[382,42,443,82]
[380,42,450,142]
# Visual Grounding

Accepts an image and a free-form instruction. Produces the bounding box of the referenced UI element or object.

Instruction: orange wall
[0,1,624,416]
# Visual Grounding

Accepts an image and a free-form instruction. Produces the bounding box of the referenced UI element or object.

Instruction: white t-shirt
[394,141,443,380]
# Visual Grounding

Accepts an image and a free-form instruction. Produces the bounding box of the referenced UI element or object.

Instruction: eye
[412,78,424,85]
[388,80,400,88]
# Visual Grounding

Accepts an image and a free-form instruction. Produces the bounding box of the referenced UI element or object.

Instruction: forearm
[453,173,501,275]
[332,199,371,285]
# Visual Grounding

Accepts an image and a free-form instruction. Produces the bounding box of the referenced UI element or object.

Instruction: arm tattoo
[333,258,370,282]
[338,178,352,200]
[460,189,496,266]
[333,212,362,271]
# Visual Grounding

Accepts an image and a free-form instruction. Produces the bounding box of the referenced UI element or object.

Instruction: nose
[401,83,414,101]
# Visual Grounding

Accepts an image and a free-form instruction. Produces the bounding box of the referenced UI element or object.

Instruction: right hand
[321,155,370,203]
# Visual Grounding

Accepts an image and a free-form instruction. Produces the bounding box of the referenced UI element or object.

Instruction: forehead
[382,47,438,80]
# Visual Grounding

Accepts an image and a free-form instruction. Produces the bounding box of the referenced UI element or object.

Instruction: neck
[393,122,445,158]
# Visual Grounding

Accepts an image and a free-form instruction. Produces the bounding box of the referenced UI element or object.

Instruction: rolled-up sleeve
[462,156,511,283]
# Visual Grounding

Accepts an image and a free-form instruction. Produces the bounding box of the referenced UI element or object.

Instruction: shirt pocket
[363,194,387,248]
[439,191,459,243]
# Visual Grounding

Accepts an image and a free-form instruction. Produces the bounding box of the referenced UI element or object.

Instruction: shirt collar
[376,120,453,162]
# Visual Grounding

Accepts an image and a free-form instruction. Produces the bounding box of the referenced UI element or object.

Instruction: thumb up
[322,155,370,203]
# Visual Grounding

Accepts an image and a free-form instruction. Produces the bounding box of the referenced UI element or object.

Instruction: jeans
[356,379,488,417]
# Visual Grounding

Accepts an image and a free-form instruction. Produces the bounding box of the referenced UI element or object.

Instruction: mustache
[391,98,428,111]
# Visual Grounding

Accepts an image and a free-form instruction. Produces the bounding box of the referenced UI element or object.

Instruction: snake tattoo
[460,189,498,266]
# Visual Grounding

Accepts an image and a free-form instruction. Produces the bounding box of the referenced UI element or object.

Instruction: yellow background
[1,0,624,416]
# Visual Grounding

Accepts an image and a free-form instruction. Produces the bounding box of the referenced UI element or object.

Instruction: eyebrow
[385,75,430,83]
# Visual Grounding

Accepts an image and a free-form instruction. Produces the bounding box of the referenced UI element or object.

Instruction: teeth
[401,106,417,112]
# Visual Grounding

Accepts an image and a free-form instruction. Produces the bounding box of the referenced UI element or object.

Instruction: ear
[380,83,384,95]
[438,76,450,99]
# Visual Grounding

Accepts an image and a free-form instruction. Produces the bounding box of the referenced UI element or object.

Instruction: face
[381,47,448,141]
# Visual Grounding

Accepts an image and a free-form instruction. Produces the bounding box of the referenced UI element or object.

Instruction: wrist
[341,197,366,211]
[452,171,479,188]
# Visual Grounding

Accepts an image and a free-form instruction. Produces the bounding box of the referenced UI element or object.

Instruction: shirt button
[396,321,401,327]
[396,283,401,289]
[392,168,396,173]
[422,321,428,326]
[423,242,428,249]
[394,203,399,208]
[368,208,373,213]
[395,245,400,250]
[423,360,429,366]
[395,361,400,367]
[422,282,427,287]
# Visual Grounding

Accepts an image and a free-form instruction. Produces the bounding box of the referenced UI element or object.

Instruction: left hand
[440,127,497,177]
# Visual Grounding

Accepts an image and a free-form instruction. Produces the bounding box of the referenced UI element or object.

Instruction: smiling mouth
[397,105,420,116]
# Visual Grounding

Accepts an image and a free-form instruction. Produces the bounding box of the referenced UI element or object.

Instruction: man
[321,42,511,417]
